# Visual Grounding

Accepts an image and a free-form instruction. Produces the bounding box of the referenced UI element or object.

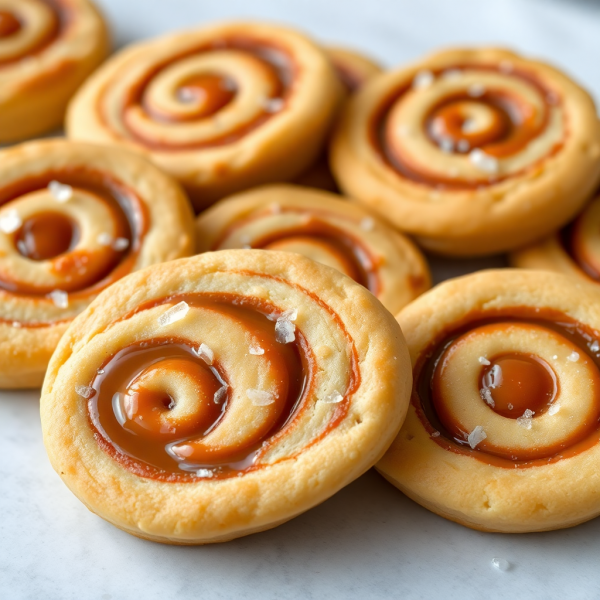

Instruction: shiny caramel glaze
[415,308,600,468]
[174,74,236,120]
[117,36,295,151]
[371,64,562,189]
[0,10,21,38]
[0,167,149,298]
[15,211,77,261]
[88,292,357,481]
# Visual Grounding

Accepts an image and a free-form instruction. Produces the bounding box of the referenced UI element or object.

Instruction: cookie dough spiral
[0,139,194,388]
[195,185,430,314]
[378,269,600,532]
[0,0,108,143]
[66,21,344,210]
[331,48,600,256]
[511,193,600,285]
[40,250,411,544]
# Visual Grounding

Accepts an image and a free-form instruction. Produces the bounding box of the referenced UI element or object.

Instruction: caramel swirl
[0,10,21,38]
[374,64,563,189]
[0,168,148,299]
[88,293,355,480]
[562,196,600,281]
[415,309,600,468]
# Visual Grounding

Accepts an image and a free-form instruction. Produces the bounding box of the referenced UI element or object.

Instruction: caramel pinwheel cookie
[295,46,382,192]
[331,47,600,256]
[378,269,600,533]
[511,193,600,285]
[66,21,344,210]
[40,250,411,544]
[0,139,194,388]
[0,0,109,143]
[195,185,430,314]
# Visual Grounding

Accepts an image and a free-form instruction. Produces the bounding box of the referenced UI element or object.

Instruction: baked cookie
[195,185,430,314]
[331,47,600,256]
[0,139,194,388]
[40,250,411,544]
[66,21,344,210]
[295,45,382,192]
[511,193,600,285]
[0,0,109,143]
[378,269,600,532]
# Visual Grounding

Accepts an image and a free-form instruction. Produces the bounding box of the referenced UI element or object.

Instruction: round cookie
[378,269,600,532]
[0,0,109,143]
[0,139,195,388]
[195,184,431,314]
[331,47,600,256]
[66,21,344,210]
[40,250,412,544]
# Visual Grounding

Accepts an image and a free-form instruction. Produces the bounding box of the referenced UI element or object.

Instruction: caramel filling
[88,295,321,480]
[15,211,77,261]
[0,11,21,38]
[176,74,236,117]
[416,309,600,468]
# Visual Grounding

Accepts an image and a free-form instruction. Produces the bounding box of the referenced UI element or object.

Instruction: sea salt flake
[195,468,214,478]
[491,557,510,572]
[548,401,561,416]
[262,97,284,113]
[484,364,503,389]
[439,138,454,153]
[517,409,535,429]
[321,390,343,404]
[467,425,487,449]
[567,351,579,362]
[247,388,276,406]
[590,341,600,353]
[195,343,214,365]
[468,83,486,97]
[457,139,470,153]
[275,319,295,343]
[48,289,68,309]
[112,237,129,251]
[478,356,491,365]
[75,385,94,399]
[280,308,298,322]
[470,149,499,174]
[48,180,73,203]
[0,210,21,234]
[412,69,435,89]
[12,321,22,328]
[158,301,189,326]
[552,355,558,360]
[249,344,264,355]
[97,368,105,375]
[480,388,495,408]
[97,232,112,246]
[214,385,228,404]
[431,431,441,438]
[360,217,375,231]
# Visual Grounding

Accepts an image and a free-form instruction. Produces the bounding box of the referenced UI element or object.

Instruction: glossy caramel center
[177,74,236,117]
[0,11,21,38]
[15,212,77,261]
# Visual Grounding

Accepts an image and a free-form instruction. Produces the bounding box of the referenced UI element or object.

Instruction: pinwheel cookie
[0,139,194,388]
[66,21,344,210]
[331,47,600,256]
[195,185,430,314]
[40,250,411,544]
[0,0,109,143]
[378,269,600,532]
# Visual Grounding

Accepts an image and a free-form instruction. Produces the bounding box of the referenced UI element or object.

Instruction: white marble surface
[3,0,600,598]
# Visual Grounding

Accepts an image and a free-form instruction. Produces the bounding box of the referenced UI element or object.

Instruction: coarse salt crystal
[275,319,295,344]
[0,210,21,234]
[517,408,535,429]
[195,468,214,478]
[97,232,112,246]
[262,97,284,113]
[548,401,561,416]
[76,384,94,399]
[467,425,487,449]
[567,351,579,362]
[158,301,189,326]
[195,343,214,365]
[457,139,470,153]
[247,388,276,406]
[48,180,73,203]
[480,388,495,408]
[469,149,499,174]
[48,289,68,309]
[431,431,441,438]
[491,557,510,572]
[412,70,435,89]
[112,237,129,251]
[468,83,486,97]
[360,217,375,231]
[214,385,228,404]
[478,356,491,365]
[321,390,343,404]
[484,364,503,389]
[553,355,558,360]
[97,368,105,374]
[12,321,21,328]
[249,344,264,355]
[590,341,600,353]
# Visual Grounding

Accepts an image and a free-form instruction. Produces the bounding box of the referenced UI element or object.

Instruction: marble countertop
[2,1,600,598]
